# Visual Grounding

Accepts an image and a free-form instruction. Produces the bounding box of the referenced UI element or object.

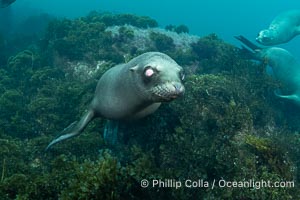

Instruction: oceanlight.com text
[140,179,295,190]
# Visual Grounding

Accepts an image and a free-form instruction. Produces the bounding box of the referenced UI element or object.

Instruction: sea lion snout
[151,81,185,102]
[172,82,185,97]
[256,30,272,44]
[166,82,185,100]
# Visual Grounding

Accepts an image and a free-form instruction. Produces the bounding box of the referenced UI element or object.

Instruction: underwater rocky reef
[0,12,300,199]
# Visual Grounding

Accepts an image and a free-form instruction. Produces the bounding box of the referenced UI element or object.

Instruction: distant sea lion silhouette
[236,35,300,104]
[0,0,15,8]
[256,10,300,45]
[46,52,185,150]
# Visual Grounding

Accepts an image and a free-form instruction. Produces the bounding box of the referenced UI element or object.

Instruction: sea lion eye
[144,67,155,77]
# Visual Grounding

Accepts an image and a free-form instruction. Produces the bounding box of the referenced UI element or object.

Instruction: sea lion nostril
[172,82,185,94]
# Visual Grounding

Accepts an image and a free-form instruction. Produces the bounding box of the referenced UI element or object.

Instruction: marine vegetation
[165,24,189,34]
[0,11,299,199]
[149,32,175,52]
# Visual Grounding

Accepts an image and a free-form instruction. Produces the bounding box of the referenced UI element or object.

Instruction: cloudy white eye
[145,68,154,77]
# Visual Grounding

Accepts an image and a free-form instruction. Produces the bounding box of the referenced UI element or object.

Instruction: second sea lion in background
[236,35,300,105]
[256,10,300,45]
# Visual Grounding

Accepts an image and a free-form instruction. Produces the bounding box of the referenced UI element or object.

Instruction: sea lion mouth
[150,82,185,101]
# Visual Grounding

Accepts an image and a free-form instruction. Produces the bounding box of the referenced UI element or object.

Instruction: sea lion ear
[130,65,138,71]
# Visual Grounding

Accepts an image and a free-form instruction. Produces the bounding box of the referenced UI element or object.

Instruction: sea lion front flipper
[274,90,300,103]
[103,120,119,145]
[235,35,264,60]
[45,110,95,150]
[235,35,262,51]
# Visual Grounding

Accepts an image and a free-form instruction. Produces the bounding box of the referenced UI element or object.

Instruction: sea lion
[46,52,185,150]
[256,10,300,45]
[236,35,300,104]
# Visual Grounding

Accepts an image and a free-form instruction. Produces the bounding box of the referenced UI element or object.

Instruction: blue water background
[4,0,300,54]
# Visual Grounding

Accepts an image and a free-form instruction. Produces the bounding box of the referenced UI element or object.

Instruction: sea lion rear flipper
[235,35,262,51]
[238,45,257,59]
[45,110,95,151]
[274,90,300,103]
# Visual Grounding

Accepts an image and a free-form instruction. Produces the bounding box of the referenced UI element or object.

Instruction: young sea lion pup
[46,52,185,150]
